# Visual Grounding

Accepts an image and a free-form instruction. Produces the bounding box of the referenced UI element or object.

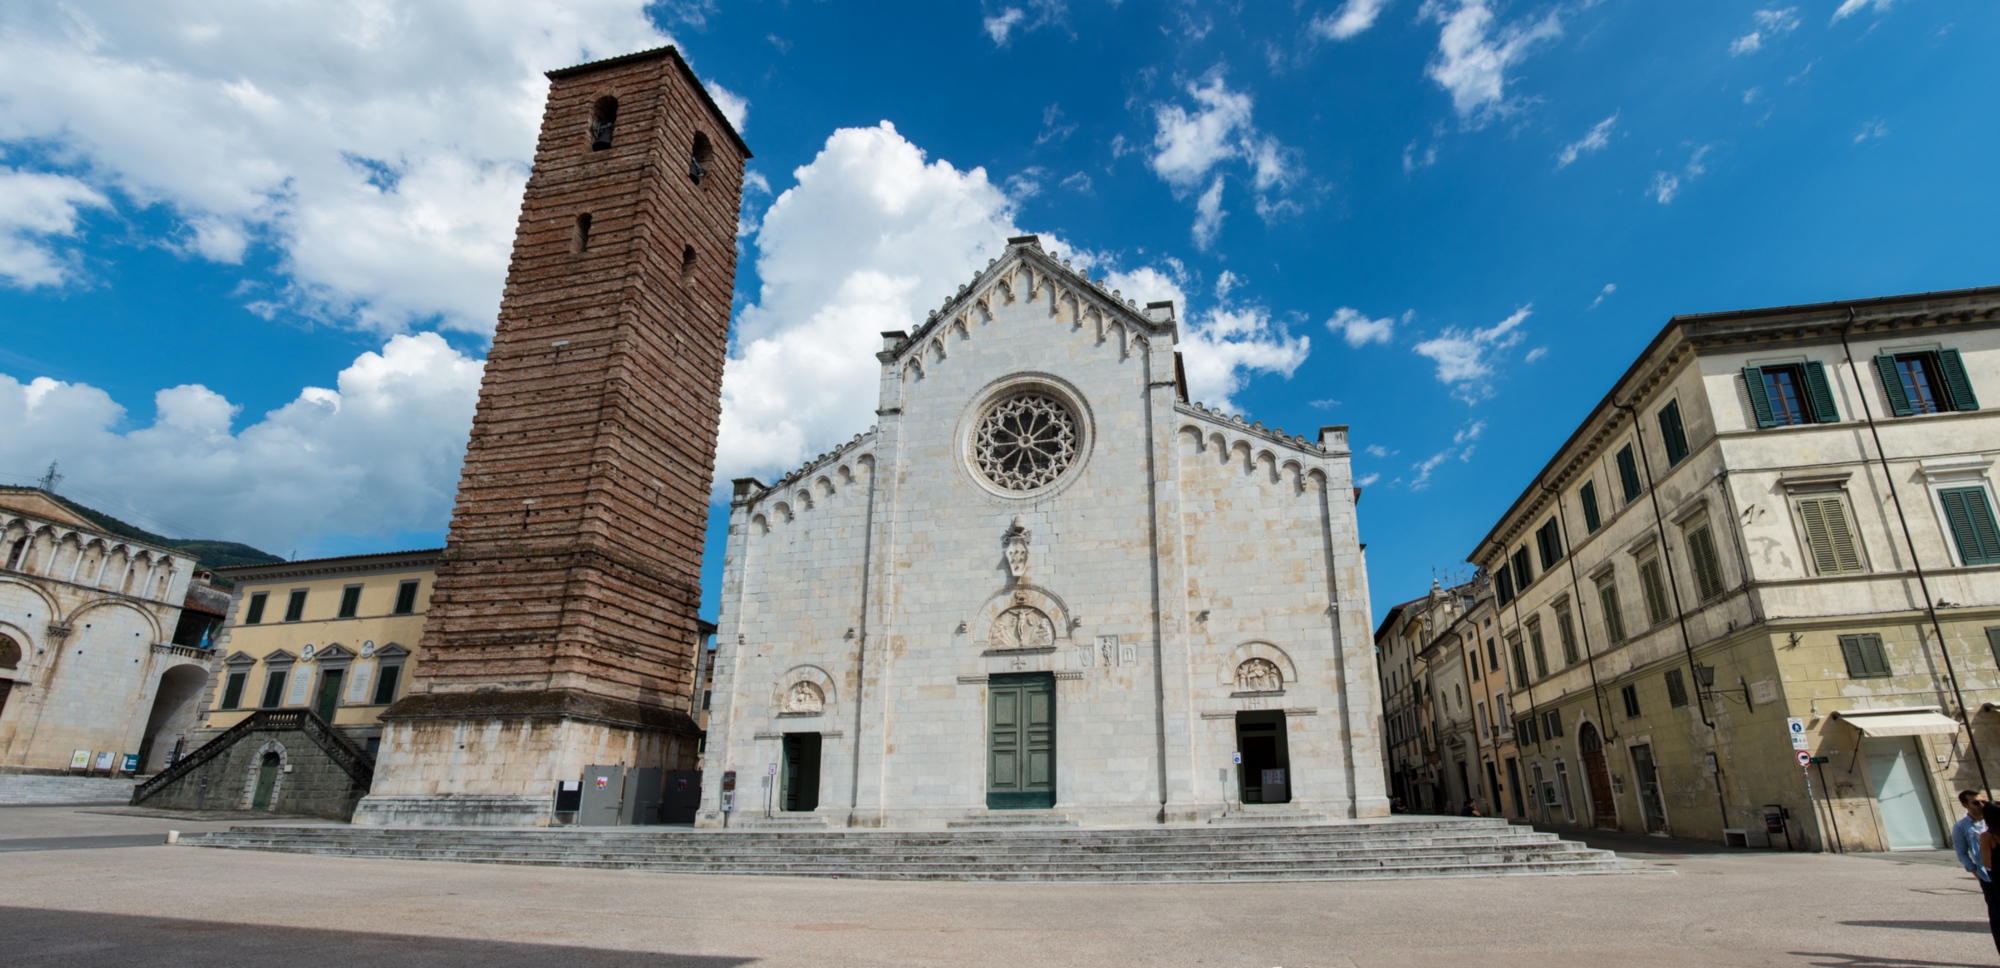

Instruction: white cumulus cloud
[1731,8,1800,56]
[984,8,1026,44]
[1411,306,1529,402]
[0,333,483,553]
[1832,0,1897,23]
[1328,307,1398,347]
[1421,0,1563,124]
[1313,0,1394,41]
[1100,264,1311,415]
[1556,113,1618,168]
[0,1,683,334]
[0,169,109,288]
[1148,74,1296,247]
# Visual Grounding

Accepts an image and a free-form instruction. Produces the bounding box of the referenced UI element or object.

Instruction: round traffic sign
[1795,750,1812,766]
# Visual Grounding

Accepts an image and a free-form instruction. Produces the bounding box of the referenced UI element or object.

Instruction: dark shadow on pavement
[1793,954,1993,968]
[1527,823,1737,857]
[1839,920,1989,934]
[0,907,757,968]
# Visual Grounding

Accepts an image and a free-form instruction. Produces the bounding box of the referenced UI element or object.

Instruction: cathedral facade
[700,237,1384,827]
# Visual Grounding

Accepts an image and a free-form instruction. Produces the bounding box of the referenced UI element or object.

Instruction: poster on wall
[93,751,115,771]
[120,754,139,773]
[285,667,314,706]
[70,750,90,769]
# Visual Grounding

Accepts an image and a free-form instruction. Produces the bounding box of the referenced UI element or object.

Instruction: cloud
[0,333,482,553]
[984,8,1026,44]
[1309,398,1341,409]
[1556,113,1617,168]
[1191,177,1227,250]
[1355,472,1381,488]
[0,168,110,288]
[1587,282,1615,310]
[1059,172,1093,193]
[1832,0,1896,23]
[1036,104,1078,146]
[0,1,682,335]
[1647,144,1712,205]
[1421,0,1563,124]
[982,1,1069,45]
[1730,8,1800,56]
[1327,307,1399,347]
[1854,119,1889,143]
[1312,0,1394,41]
[1524,347,1548,363]
[1411,306,1529,402]
[1147,73,1297,245]
[1409,420,1484,489]
[1101,263,1310,415]
[1364,444,1394,458]
[706,80,749,133]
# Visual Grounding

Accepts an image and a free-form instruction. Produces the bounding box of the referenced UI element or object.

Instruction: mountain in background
[2,486,284,581]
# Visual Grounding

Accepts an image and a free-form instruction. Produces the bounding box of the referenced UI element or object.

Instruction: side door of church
[987,673,1055,809]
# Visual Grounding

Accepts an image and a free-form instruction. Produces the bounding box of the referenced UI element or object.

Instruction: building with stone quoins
[702,236,1384,828]
[1471,285,2000,851]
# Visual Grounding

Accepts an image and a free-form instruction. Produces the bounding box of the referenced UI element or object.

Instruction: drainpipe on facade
[1613,399,1732,834]
[1549,485,1616,747]
[1838,310,1990,791]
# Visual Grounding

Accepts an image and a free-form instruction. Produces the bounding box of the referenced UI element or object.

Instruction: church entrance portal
[781,733,821,812]
[987,673,1055,809]
[1579,722,1618,828]
[1235,711,1291,804]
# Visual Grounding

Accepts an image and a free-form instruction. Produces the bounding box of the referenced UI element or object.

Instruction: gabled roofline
[216,548,444,581]
[544,45,752,161]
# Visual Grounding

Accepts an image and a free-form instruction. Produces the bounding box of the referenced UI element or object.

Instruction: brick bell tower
[355,47,747,826]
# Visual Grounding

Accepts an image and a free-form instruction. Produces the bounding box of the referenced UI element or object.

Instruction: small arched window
[573,213,592,254]
[589,96,618,151]
[689,131,713,184]
[0,633,20,670]
[680,244,697,285]
[4,537,24,571]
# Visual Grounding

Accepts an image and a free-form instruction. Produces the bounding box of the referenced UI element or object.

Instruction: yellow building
[200,549,439,756]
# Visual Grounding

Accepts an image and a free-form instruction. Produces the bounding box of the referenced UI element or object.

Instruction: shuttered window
[1556,605,1579,665]
[1794,495,1865,575]
[394,580,420,615]
[1598,580,1627,644]
[1580,480,1602,533]
[338,585,362,619]
[221,671,247,710]
[1665,668,1689,708]
[260,670,288,708]
[1876,349,1980,416]
[1939,486,2000,566]
[1638,557,1671,627]
[245,592,268,625]
[1685,524,1726,601]
[1529,624,1549,679]
[1518,716,1540,746]
[1658,400,1690,466]
[1617,445,1643,502]
[1838,633,1892,679]
[1495,563,1515,606]
[1986,627,2000,669]
[1543,708,1564,738]
[1512,546,1534,591]
[1509,636,1529,686]
[283,589,308,622]
[1744,362,1840,428]
[1537,517,1564,570]
[1621,684,1641,718]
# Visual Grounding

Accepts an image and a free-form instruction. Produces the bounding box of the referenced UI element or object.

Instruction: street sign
[1810,756,1829,765]
[1787,717,1809,751]
[1795,750,1812,766]
[768,763,779,776]
[1232,752,1242,765]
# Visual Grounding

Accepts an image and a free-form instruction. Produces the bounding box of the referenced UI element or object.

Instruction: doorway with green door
[987,673,1055,809]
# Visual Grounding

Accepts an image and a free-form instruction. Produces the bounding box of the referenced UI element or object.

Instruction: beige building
[201,549,440,755]
[0,487,219,774]
[1473,285,2000,850]
[1453,585,1526,820]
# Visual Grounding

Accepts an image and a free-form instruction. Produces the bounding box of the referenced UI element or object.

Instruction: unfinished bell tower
[356,47,747,825]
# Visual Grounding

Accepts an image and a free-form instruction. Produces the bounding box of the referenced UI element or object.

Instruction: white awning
[1832,708,1962,737]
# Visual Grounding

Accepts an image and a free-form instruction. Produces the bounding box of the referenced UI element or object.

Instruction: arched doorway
[139,664,211,772]
[1579,722,1619,829]
[251,752,282,810]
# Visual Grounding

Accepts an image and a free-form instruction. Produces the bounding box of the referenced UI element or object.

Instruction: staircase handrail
[131,709,374,804]
[131,711,271,803]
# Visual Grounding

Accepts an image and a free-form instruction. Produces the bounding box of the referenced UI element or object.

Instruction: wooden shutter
[1938,348,1980,412]
[1802,361,1840,423]
[1796,497,1862,575]
[1658,401,1689,465]
[1665,668,1688,707]
[1838,633,1891,678]
[1639,559,1669,626]
[1495,564,1514,605]
[1686,525,1725,600]
[1580,481,1601,533]
[1940,487,2000,565]
[1742,367,1776,428]
[1598,582,1625,644]
[1618,446,1643,501]
[1986,626,2000,668]
[1874,354,1914,416]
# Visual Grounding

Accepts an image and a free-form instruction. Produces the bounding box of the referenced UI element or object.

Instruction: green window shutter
[1530,627,1549,679]
[1940,487,2000,565]
[1822,498,1864,573]
[1839,633,1892,679]
[1580,481,1601,533]
[1665,668,1688,707]
[1598,582,1626,644]
[1874,354,1914,416]
[1986,627,2000,668]
[1639,559,1670,626]
[1797,498,1838,575]
[1938,348,1980,412]
[1617,446,1643,502]
[1658,401,1689,465]
[1802,361,1840,423]
[1742,367,1776,428]
[1556,608,1579,665]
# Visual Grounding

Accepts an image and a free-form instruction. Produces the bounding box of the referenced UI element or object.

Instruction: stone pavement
[2,805,1995,967]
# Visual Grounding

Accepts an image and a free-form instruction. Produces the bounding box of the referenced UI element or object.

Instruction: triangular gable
[315,643,355,660]
[223,651,258,666]
[0,488,97,530]
[373,643,409,659]
[260,648,296,664]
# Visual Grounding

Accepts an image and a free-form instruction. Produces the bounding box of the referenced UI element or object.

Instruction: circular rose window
[972,392,1080,492]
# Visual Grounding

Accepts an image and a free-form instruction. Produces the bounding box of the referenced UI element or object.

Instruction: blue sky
[1,0,1993,623]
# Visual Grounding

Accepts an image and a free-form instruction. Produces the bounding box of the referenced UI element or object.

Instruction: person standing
[1955,790,1988,878]
[1976,801,2000,956]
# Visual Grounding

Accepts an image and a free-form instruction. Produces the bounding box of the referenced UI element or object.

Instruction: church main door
[987,673,1055,809]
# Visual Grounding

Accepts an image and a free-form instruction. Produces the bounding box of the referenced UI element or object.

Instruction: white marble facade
[700,238,1385,828]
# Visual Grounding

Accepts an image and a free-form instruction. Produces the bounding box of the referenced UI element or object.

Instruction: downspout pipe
[1549,484,1615,745]
[1838,308,1990,790]
[1613,398,1730,833]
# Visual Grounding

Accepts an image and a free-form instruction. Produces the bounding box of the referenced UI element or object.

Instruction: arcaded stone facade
[358,46,748,826]
[701,238,1386,828]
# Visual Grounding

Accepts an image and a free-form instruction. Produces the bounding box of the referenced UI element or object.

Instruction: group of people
[1951,790,2000,955]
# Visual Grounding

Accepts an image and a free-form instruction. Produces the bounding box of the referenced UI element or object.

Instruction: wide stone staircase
[183,817,1645,881]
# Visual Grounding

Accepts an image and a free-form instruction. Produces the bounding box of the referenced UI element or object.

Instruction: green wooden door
[251,753,280,810]
[314,669,344,722]
[987,674,1055,809]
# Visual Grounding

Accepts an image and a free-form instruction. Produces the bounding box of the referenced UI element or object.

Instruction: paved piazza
[0,806,1991,967]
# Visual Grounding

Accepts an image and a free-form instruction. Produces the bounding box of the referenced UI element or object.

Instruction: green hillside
[17,488,285,580]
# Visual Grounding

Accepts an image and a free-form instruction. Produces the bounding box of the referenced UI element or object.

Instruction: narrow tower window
[589,97,618,150]
[680,244,697,285]
[573,213,592,254]
[689,131,713,184]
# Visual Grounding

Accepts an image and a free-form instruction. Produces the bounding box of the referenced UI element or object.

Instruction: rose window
[973,393,1079,492]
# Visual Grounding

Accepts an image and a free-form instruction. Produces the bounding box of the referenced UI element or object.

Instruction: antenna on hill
[36,462,62,494]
